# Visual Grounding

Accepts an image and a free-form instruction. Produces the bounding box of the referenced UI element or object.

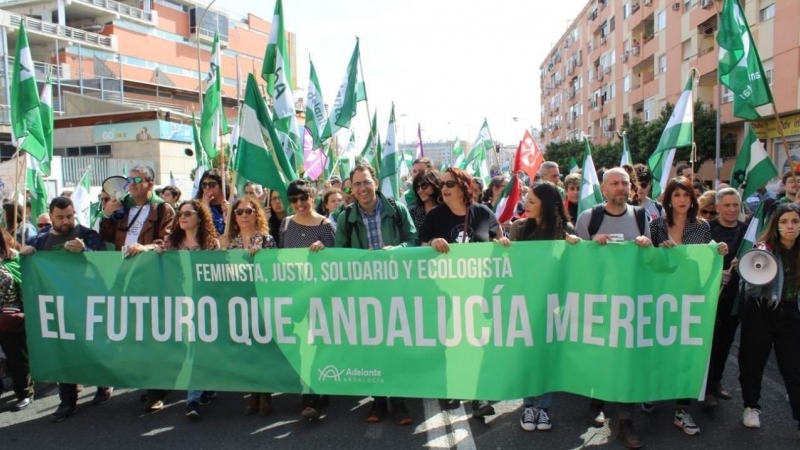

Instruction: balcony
[0,10,117,51]
[72,0,158,26]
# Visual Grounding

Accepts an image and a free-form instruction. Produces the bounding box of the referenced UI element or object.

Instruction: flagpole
[13,149,25,240]
[355,37,377,165]
[687,67,698,184]
[771,105,799,193]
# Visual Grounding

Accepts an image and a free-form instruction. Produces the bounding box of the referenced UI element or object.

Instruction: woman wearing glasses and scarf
[223,196,276,416]
[278,179,336,421]
[195,169,231,235]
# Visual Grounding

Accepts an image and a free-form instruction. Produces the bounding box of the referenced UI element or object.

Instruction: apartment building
[0,0,297,193]
[539,0,799,179]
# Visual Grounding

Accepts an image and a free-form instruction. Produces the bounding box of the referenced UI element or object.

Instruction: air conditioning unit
[604,65,611,74]
[702,0,713,8]
[672,2,681,11]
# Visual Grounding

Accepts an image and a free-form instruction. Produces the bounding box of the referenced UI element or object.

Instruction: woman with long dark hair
[0,227,32,412]
[499,182,578,431]
[267,189,287,246]
[195,169,231,234]
[153,200,220,419]
[419,167,500,418]
[646,177,728,436]
[316,188,344,228]
[738,203,800,433]
[409,169,442,231]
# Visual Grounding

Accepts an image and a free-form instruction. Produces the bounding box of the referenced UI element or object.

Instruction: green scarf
[0,254,22,286]
[121,192,164,209]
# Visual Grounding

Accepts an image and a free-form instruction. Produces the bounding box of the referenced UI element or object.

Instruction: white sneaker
[674,410,700,436]
[743,407,761,428]
[519,406,537,432]
[536,409,552,431]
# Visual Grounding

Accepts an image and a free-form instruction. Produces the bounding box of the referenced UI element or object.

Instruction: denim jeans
[523,394,553,410]
[187,390,203,404]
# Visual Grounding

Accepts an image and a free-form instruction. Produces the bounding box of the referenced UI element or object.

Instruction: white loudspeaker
[102,176,129,202]
[738,248,778,286]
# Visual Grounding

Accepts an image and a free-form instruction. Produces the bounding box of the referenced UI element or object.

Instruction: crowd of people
[0,159,798,449]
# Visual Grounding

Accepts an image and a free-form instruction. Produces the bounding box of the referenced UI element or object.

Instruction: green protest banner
[22,241,722,403]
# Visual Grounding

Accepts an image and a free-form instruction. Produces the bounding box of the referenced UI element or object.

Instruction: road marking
[418,399,476,449]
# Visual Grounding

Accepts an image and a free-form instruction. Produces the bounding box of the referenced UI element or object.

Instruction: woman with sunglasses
[418,167,500,418]
[267,189,287,247]
[738,203,800,434]
[698,191,718,221]
[223,197,276,415]
[409,169,442,231]
[645,177,728,436]
[276,179,335,420]
[151,200,219,418]
[195,169,230,235]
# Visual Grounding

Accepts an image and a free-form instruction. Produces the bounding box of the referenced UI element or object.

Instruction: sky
[218,0,587,146]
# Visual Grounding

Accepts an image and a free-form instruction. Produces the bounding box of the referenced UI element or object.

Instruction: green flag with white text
[11,22,46,160]
[305,59,327,149]
[717,0,773,121]
[730,124,778,201]
[262,0,292,97]
[320,40,367,141]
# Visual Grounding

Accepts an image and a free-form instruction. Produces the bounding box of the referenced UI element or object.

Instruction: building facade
[539,0,798,180]
[0,0,297,193]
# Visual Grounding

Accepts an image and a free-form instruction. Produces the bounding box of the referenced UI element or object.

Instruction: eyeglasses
[287,194,310,204]
[37,223,49,228]
[343,187,352,195]
[352,180,374,190]
[416,182,430,192]
[235,208,256,216]
[700,209,718,218]
[178,210,198,218]
[201,181,218,189]
[443,180,458,188]
[100,197,110,203]
[126,176,146,184]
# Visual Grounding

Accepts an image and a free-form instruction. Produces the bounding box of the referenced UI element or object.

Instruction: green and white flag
[730,124,778,201]
[736,200,766,258]
[359,111,380,170]
[71,168,92,227]
[453,138,467,169]
[322,143,337,181]
[233,74,297,209]
[305,59,327,150]
[649,76,694,198]
[320,39,367,141]
[579,138,604,215]
[569,157,579,174]
[263,0,302,170]
[718,0,773,120]
[467,119,492,185]
[39,73,54,176]
[11,22,46,160]
[338,132,357,179]
[200,31,228,159]
[191,112,210,199]
[26,153,48,221]
[620,133,632,167]
[379,104,399,198]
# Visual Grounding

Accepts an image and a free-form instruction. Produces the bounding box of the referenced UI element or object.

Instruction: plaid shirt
[358,200,384,250]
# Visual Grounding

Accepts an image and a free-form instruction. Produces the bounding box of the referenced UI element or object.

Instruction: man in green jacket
[334,164,416,425]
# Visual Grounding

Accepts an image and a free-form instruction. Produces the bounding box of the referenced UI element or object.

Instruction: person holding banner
[278,179,336,421]
[647,177,728,436]
[153,199,220,417]
[195,169,231,235]
[409,169,442,232]
[0,228,31,412]
[575,167,651,449]
[738,203,800,433]
[335,163,417,425]
[223,196,275,416]
[497,181,579,432]
[419,167,500,419]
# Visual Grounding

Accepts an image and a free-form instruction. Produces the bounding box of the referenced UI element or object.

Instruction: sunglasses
[37,223,49,228]
[343,187,352,195]
[201,181,218,189]
[700,210,718,217]
[177,210,198,218]
[416,182,431,192]
[443,180,458,188]
[235,208,256,216]
[287,194,310,204]
[126,176,146,184]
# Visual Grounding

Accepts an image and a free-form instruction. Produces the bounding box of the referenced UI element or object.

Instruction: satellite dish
[102,176,129,202]
[738,248,778,286]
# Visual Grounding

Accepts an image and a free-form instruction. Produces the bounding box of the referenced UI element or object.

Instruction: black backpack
[343,195,403,248]
[587,204,648,238]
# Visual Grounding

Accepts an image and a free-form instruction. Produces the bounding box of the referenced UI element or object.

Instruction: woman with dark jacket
[408,169,442,231]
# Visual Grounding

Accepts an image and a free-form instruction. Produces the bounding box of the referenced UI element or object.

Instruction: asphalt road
[1,340,797,450]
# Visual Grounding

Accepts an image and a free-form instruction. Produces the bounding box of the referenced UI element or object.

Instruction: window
[610,83,616,99]
[722,86,733,103]
[760,2,775,21]
[644,98,654,122]
[656,10,667,32]
[588,68,594,83]
[682,39,692,60]
[98,145,111,156]
[684,0,692,12]
[623,2,630,19]
[610,16,615,32]
[659,55,667,73]
[624,75,631,92]
[610,49,616,66]
[763,58,773,85]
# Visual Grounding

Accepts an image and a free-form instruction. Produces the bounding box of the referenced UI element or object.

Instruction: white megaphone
[102,176,129,202]
[738,248,779,286]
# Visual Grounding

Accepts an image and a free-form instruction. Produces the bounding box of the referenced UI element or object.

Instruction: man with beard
[20,196,109,422]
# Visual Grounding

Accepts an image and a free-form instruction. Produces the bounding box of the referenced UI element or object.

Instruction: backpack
[587,204,647,238]
[343,195,403,248]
